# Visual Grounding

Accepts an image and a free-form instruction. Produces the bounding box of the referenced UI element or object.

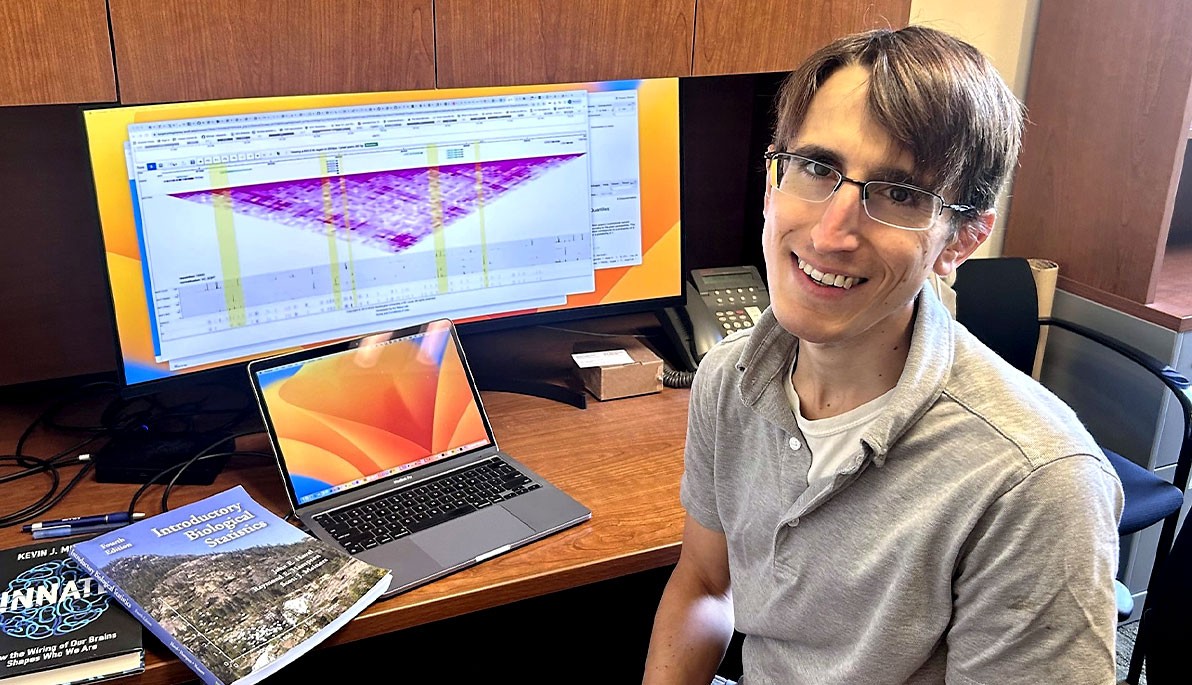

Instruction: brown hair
[772,25,1024,229]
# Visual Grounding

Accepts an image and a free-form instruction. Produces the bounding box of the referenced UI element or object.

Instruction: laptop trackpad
[416,506,534,566]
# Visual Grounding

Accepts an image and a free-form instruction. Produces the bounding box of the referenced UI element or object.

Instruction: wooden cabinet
[108,0,436,103]
[0,0,910,386]
[693,0,910,76]
[1002,0,1192,331]
[1006,0,1192,613]
[434,0,910,88]
[0,0,115,105]
[0,0,914,106]
[434,0,695,88]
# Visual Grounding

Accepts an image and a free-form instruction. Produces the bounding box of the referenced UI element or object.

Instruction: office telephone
[660,266,770,376]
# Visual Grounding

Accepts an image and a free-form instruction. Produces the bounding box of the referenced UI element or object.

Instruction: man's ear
[933,211,994,277]
[763,145,775,214]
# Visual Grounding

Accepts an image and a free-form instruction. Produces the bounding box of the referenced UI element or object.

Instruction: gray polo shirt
[681,285,1123,685]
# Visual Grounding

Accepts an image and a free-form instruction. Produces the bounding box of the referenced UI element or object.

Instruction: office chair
[1135,492,1191,684]
[950,257,1192,684]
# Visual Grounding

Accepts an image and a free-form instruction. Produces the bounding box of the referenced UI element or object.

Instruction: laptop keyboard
[313,456,541,555]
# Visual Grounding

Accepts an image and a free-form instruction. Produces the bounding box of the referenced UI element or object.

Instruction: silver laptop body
[247,319,591,598]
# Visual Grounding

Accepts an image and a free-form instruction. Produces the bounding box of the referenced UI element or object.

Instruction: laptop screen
[252,321,494,506]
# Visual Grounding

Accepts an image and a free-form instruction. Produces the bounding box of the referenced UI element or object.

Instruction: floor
[1117,620,1146,685]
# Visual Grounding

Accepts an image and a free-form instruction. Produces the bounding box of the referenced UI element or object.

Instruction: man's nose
[810,182,864,251]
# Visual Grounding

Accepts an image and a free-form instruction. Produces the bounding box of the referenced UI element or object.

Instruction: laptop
[246,319,592,598]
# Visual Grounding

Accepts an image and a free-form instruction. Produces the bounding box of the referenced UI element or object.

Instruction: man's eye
[887,186,912,204]
[795,160,834,178]
[808,162,833,177]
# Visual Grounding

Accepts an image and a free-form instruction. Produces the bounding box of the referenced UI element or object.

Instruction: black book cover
[0,537,144,684]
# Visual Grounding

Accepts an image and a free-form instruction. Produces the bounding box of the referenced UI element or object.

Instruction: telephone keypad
[711,289,765,305]
[715,306,759,332]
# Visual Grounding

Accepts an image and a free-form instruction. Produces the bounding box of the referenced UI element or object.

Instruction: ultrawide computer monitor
[83,78,683,390]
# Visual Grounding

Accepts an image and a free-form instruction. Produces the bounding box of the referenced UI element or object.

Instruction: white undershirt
[784,350,893,488]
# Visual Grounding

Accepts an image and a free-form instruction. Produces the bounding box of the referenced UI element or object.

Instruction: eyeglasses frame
[763,150,976,231]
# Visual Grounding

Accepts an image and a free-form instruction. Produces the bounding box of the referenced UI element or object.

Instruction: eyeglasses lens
[770,155,837,202]
[769,154,941,230]
[864,182,939,230]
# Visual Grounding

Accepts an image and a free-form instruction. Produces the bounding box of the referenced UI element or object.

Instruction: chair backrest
[951,257,1039,375]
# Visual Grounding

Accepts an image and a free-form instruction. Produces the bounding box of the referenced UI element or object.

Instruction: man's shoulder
[694,324,761,376]
[940,332,1103,470]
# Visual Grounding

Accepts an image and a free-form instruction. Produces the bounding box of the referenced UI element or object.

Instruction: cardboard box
[572,339,664,401]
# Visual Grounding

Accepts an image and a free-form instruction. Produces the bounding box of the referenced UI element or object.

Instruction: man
[643,26,1123,685]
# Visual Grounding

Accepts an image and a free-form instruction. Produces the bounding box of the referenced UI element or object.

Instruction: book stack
[68,486,391,685]
[0,537,144,685]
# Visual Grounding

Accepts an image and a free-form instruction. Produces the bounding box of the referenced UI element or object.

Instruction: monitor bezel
[78,80,687,398]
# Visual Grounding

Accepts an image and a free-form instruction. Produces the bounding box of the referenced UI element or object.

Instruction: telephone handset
[660,266,770,376]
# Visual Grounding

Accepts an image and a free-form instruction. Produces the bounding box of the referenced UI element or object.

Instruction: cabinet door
[435,0,696,88]
[0,0,115,105]
[109,0,435,104]
[1003,0,1192,307]
[693,0,910,76]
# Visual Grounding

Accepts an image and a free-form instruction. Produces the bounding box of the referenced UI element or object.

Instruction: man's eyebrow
[787,144,842,168]
[788,143,919,186]
[866,165,919,186]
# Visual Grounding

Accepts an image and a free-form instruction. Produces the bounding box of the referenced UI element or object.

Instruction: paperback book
[69,486,391,685]
[0,537,144,684]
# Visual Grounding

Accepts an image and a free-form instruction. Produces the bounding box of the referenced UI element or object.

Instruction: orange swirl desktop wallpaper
[256,326,490,504]
[84,78,682,386]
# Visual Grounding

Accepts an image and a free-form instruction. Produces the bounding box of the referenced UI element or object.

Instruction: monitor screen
[83,78,682,389]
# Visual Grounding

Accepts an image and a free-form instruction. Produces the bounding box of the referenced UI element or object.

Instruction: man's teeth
[797,258,859,289]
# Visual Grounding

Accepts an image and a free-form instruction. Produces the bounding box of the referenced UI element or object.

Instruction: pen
[22,512,145,532]
[31,521,130,540]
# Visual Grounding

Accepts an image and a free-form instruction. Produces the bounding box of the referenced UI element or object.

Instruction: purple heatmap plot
[170,153,583,253]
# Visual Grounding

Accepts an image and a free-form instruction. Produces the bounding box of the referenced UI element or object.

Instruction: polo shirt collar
[735,282,955,465]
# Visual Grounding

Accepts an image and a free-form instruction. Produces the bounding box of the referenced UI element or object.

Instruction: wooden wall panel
[693,0,911,76]
[435,0,696,88]
[1003,0,1192,305]
[109,0,435,104]
[0,0,115,105]
[0,108,116,386]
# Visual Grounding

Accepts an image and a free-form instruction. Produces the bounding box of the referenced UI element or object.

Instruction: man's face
[762,64,979,347]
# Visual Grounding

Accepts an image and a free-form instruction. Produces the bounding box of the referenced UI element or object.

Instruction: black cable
[0,448,101,528]
[159,449,273,512]
[3,377,260,528]
[14,381,117,463]
[119,428,264,517]
[33,461,95,520]
[0,454,60,527]
[0,380,119,527]
[662,363,696,389]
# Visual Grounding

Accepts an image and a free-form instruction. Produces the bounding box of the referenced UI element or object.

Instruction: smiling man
[643,26,1123,685]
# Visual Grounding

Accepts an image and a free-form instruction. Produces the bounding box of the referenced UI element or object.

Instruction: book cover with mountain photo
[68,486,390,685]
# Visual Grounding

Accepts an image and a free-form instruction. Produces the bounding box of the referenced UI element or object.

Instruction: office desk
[0,384,690,684]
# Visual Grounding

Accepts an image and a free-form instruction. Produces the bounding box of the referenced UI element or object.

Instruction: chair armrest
[1040,316,1192,496]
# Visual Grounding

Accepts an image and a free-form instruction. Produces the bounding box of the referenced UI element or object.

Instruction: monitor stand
[96,374,261,484]
[461,325,590,409]
[471,373,588,410]
[459,312,674,410]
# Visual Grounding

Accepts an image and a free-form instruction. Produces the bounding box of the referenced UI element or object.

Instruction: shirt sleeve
[679,363,724,533]
[946,453,1123,684]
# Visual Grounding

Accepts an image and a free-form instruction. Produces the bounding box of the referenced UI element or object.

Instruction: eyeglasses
[763,151,974,231]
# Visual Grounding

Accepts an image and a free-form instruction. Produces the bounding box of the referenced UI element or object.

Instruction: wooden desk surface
[0,385,690,685]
